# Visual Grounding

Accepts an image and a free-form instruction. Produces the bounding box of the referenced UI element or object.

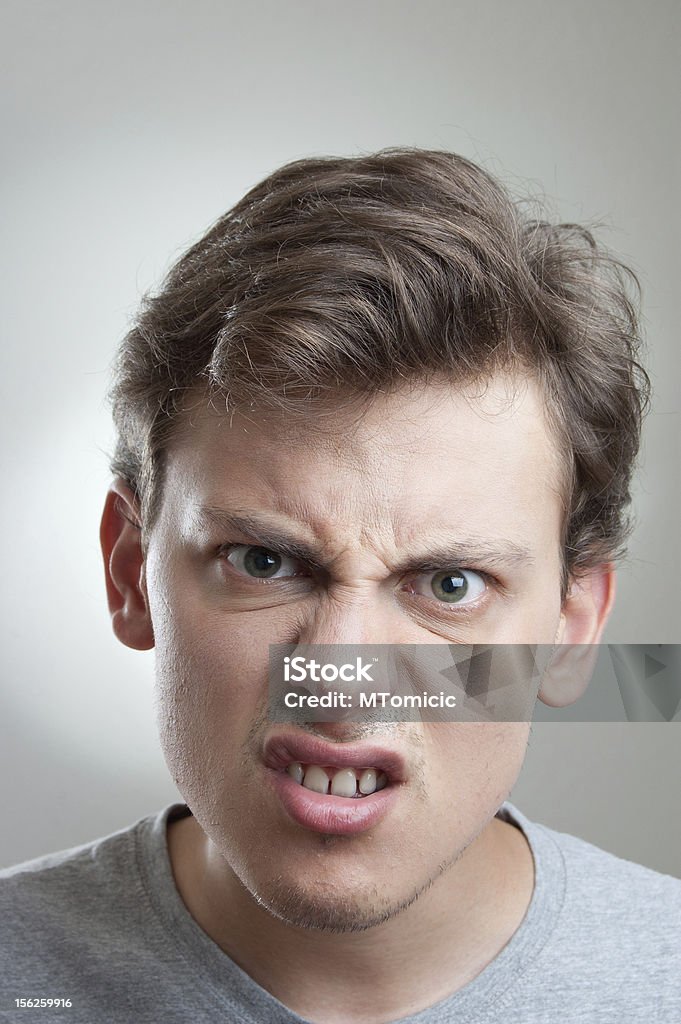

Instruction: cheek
[150,589,271,788]
[428,723,529,810]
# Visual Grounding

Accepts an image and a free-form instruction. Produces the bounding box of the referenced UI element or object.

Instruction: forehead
[160,375,565,559]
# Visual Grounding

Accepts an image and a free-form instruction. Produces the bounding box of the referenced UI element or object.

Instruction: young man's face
[105,374,612,931]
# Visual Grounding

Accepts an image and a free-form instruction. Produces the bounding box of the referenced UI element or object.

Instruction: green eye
[432,570,468,602]
[412,569,486,607]
[225,545,301,580]
[243,547,281,578]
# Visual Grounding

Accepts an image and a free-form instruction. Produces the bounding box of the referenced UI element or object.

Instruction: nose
[287,584,438,731]
[297,583,400,647]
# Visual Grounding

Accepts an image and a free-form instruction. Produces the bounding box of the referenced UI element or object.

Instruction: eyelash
[216,542,498,614]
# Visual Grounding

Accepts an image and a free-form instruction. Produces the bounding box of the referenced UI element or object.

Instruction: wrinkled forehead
[160,374,566,540]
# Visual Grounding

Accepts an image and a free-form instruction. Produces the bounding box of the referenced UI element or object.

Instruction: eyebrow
[196,505,534,575]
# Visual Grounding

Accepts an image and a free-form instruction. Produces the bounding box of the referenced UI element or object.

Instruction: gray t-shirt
[1,801,679,1023]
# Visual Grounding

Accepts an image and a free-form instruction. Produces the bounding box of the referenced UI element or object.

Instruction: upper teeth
[286,763,388,798]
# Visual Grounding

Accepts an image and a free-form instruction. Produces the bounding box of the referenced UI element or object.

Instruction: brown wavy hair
[108,148,650,595]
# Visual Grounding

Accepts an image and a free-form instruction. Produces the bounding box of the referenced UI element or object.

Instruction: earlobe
[538,564,616,707]
[100,479,155,652]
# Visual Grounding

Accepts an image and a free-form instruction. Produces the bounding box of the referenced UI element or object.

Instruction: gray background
[1,0,679,875]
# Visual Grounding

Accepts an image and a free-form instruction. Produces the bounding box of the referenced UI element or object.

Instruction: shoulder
[518,808,680,983]
[0,807,179,958]
[0,818,146,940]
[0,815,141,887]
[0,806,202,1020]
[0,804,189,940]
[503,802,681,914]
[498,804,681,1019]
[542,818,681,917]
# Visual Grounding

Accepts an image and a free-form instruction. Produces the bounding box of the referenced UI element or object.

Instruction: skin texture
[101,374,615,1024]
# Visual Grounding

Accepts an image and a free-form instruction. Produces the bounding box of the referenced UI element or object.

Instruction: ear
[538,563,616,707]
[100,478,155,651]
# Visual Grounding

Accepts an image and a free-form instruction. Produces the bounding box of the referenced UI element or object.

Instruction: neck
[167,810,534,1024]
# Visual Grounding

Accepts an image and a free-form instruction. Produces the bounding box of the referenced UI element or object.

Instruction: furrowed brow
[198,506,328,570]
[391,546,534,575]
[196,505,534,575]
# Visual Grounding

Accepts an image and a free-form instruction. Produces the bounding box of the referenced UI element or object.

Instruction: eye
[408,568,487,607]
[222,544,305,580]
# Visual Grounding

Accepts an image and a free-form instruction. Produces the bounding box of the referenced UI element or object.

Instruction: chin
[251,876,425,933]
[241,850,444,934]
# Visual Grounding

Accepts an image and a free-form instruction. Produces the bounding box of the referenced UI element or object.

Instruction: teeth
[286,762,304,785]
[285,762,389,799]
[330,769,358,798]
[302,765,329,794]
[358,768,377,795]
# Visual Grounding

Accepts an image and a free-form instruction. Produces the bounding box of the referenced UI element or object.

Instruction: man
[1,149,679,1023]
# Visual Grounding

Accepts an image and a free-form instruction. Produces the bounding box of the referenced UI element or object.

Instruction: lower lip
[266,768,400,836]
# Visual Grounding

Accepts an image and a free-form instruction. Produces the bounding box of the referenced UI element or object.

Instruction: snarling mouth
[285,763,389,798]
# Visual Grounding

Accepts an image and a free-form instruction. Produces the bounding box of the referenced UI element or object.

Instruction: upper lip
[263,731,407,784]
